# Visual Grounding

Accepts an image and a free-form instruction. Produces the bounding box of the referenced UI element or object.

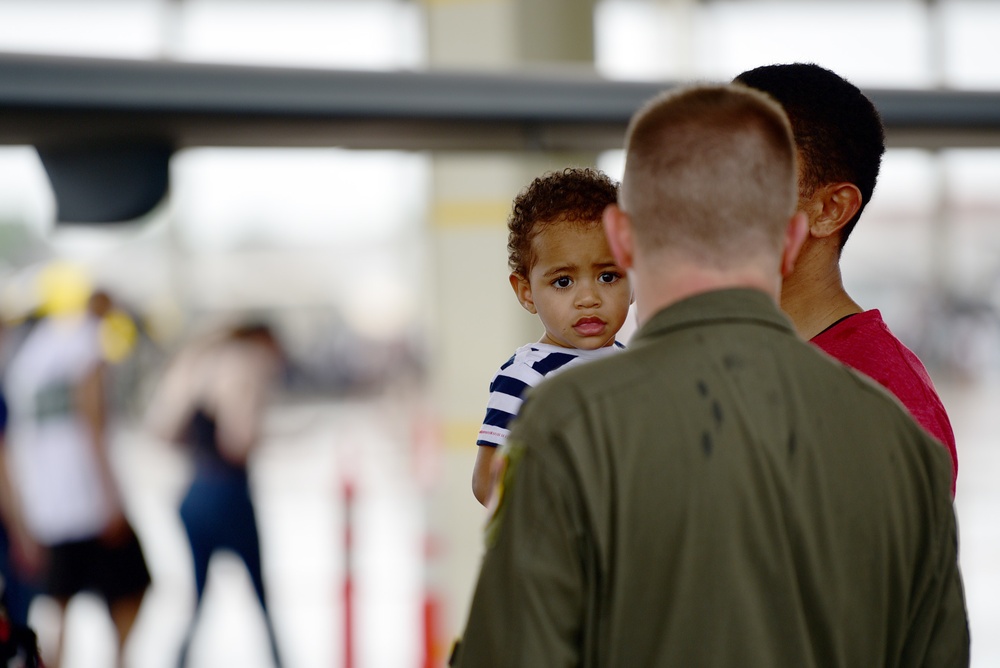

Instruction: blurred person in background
[734,63,959,495]
[145,320,285,668]
[0,317,43,631]
[2,263,151,668]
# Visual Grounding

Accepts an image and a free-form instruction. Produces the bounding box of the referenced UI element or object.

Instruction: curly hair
[507,167,620,276]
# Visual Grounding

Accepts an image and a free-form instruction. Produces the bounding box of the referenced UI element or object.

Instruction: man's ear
[808,182,863,239]
[603,203,635,271]
[781,211,810,278]
[509,272,537,314]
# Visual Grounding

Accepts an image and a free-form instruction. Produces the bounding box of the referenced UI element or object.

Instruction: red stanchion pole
[421,534,444,668]
[412,411,445,668]
[342,478,355,668]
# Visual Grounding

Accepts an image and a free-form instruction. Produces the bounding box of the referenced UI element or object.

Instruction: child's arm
[472,446,497,506]
[474,351,535,506]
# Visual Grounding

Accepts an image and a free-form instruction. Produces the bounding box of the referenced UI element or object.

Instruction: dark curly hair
[734,63,885,251]
[507,167,620,276]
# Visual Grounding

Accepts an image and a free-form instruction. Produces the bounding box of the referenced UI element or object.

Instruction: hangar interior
[0,1,997,667]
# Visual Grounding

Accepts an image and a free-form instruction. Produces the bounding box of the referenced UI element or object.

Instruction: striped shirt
[477,341,625,448]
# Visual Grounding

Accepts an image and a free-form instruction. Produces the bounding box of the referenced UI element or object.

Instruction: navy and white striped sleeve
[476,348,587,448]
[477,355,524,447]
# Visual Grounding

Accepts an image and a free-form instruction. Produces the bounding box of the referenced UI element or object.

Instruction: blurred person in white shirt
[3,264,150,668]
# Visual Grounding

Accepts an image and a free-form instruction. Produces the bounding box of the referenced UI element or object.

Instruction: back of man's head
[733,63,886,248]
[621,84,797,268]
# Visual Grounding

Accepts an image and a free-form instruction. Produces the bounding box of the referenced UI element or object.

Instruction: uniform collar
[631,288,796,346]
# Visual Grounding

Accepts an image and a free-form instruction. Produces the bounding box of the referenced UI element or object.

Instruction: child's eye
[552,276,573,288]
[598,272,621,284]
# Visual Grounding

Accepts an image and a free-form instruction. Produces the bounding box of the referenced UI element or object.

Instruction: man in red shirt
[735,63,958,494]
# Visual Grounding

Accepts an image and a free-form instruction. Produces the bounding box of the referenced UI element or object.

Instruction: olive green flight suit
[454,289,968,668]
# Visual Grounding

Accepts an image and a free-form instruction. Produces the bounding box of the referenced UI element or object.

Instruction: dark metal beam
[3,52,1000,152]
[3,52,1000,223]
[0,52,659,152]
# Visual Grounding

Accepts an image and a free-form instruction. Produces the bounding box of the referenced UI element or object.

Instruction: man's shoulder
[811,310,939,395]
[812,310,918,368]
[537,314,913,419]
[767,323,954,497]
[811,310,954,440]
[804,340,950,457]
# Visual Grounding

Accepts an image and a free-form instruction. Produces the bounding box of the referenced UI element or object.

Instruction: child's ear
[509,273,537,314]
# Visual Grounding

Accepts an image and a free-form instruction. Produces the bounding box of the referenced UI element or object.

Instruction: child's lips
[574,317,607,336]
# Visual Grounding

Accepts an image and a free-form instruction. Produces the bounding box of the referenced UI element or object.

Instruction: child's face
[511,220,631,350]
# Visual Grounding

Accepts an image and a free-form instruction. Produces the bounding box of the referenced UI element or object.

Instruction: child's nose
[576,284,600,307]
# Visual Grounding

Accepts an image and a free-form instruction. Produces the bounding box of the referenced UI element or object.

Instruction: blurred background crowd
[1,1,1000,667]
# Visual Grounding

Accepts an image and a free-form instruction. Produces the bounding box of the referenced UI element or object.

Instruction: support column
[420,0,599,659]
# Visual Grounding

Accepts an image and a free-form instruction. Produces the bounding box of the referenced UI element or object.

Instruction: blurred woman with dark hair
[146,321,284,667]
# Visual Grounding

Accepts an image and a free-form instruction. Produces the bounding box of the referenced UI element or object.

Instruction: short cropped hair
[733,63,886,249]
[507,167,620,276]
[621,85,796,266]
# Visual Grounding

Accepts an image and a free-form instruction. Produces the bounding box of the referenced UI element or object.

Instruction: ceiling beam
[3,52,1000,152]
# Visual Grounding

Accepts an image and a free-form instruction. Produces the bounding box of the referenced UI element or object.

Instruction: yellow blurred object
[100,309,138,363]
[37,262,92,317]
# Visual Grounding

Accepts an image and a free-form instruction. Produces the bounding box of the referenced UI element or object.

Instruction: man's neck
[633,254,781,326]
[780,242,863,340]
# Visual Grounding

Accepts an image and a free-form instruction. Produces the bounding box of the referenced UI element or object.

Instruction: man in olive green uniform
[452,85,969,667]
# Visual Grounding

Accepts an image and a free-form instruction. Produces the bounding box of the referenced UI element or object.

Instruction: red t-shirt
[811,310,958,495]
